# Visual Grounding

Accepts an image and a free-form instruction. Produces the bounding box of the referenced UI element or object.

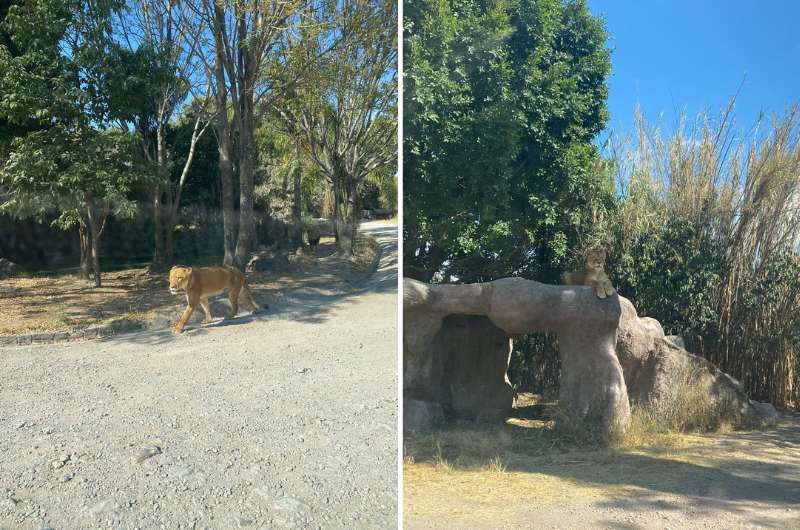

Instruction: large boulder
[0,258,20,279]
[404,277,631,434]
[246,250,290,274]
[615,296,773,422]
[404,276,779,435]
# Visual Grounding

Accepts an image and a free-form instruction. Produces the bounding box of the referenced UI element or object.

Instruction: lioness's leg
[593,281,607,299]
[603,279,616,296]
[199,298,213,323]
[174,303,196,333]
[227,286,240,319]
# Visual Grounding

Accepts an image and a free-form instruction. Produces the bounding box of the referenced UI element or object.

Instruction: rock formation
[404,277,631,434]
[404,276,776,434]
[615,296,769,421]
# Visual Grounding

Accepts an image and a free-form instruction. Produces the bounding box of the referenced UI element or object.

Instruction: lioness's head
[168,266,193,295]
[584,248,606,271]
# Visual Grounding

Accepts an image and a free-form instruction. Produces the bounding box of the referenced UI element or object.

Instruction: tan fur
[562,248,616,299]
[168,265,265,333]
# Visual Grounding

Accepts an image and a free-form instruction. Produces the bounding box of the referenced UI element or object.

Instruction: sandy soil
[404,400,800,530]
[0,222,398,529]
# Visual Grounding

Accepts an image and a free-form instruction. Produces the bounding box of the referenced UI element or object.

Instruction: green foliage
[0,126,151,227]
[508,333,560,396]
[404,0,613,283]
[609,216,725,351]
[256,122,326,220]
[603,105,800,407]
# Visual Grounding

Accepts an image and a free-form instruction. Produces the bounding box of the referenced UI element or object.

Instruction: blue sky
[588,0,800,138]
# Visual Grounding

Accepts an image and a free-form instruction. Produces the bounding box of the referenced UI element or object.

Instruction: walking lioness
[168,265,266,333]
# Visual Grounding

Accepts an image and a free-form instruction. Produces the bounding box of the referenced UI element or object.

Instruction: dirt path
[405,412,800,529]
[0,222,398,530]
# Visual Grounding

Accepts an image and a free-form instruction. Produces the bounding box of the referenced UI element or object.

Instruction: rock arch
[404,277,631,434]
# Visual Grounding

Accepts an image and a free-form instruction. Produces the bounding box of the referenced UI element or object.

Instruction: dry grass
[611,102,800,407]
[0,234,380,336]
[403,393,776,524]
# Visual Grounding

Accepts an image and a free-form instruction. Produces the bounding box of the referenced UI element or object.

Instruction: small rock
[273,496,308,513]
[87,498,119,516]
[0,258,20,279]
[136,445,162,463]
[233,516,253,527]
[60,473,74,483]
[297,368,311,374]
[51,460,65,470]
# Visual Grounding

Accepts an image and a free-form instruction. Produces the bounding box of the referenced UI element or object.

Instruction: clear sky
[588,0,800,138]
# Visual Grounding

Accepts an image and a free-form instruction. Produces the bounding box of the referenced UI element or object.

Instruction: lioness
[168,265,266,333]
[562,248,616,299]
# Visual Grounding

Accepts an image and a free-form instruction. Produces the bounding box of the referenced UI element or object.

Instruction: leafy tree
[109,0,214,267]
[0,0,154,285]
[274,0,397,253]
[1,127,150,286]
[404,0,612,282]
[609,216,725,351]
[200,0,304,267]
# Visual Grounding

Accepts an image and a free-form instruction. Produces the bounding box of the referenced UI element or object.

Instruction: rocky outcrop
[404,277,631,434]
[0,258,20,279]
[615,297,774,422]
[246,250,290,274]
[404,276,778,435]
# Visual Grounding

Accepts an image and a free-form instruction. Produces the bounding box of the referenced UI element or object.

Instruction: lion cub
[168,265,266,333]
[562,248,616,299]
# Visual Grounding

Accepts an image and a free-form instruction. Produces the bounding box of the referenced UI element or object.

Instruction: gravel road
[0,221,398,530]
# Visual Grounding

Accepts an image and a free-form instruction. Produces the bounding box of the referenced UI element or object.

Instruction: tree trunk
[212,3,237,267]
[163,114,209,267]
[163,190,175,265]
[332,176,359,255]
[86,206,102,288]
[78,223,91,280]
[234,94,256,269]
[214,87,236,266]
[332,180,342,243]
[291,164,302,248]
[153,188,164,267]
[346,180,359,254]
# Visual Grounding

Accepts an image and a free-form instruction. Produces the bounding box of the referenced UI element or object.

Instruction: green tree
[403,0,612,282]
[108,0,214,267]
[0,0,154,286]
[1,127,150,286]
[274,0,397,254]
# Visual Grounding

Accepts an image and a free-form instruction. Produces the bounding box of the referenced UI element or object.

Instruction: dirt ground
[0,221,397,529]
[0,235,377,335]
[404,395,800,530]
